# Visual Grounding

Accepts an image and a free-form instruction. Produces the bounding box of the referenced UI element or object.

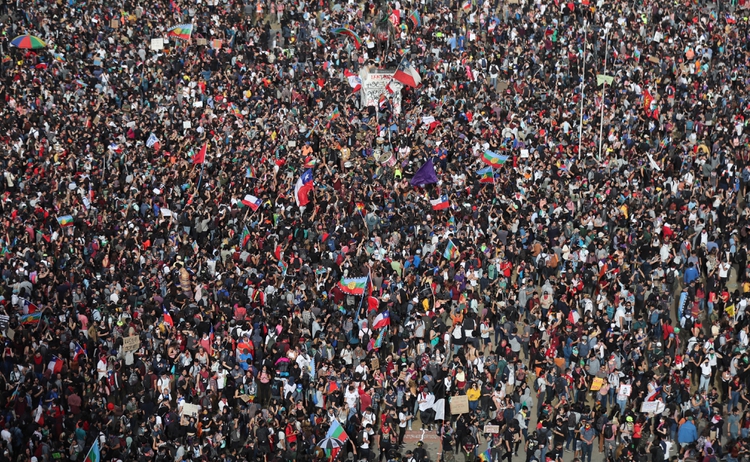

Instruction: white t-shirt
[344,389,359,409]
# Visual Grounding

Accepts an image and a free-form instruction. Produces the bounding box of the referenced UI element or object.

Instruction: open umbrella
[11,35,46,49]
[317,437,345,451]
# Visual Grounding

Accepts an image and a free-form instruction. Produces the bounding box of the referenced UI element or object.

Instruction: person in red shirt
[662,318,675,341]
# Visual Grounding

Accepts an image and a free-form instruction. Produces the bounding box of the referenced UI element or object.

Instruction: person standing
[579,421,596,462]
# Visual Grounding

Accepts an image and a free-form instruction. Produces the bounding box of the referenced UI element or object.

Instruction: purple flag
[410,159,438,187]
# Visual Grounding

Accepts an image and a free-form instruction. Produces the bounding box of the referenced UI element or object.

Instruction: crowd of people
[0,0,750,461]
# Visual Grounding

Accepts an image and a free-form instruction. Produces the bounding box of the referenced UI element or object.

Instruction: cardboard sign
[640,401,658,414]
[197,38,208,46]
[111,19,120,28]
[617,384,632,400]
[123,335,140,352]
[181,403,201,418]
[6,328,14,341]
[484,425,500,434]
[239,394,252,402]
[151,38,164,51]
[648,56,660,64]
[590,377,605,391]
[450,395,470,414]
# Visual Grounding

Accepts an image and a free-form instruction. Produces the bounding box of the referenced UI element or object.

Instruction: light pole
[578,19,587,158]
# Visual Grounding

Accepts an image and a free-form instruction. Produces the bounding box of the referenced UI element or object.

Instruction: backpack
[666,269,675,286]
[603,424,614,439]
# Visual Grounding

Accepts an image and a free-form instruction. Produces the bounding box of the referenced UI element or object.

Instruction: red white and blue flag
[294,169,314,207]
[48,356,63,374]
[241,194,262,211]
[73,343,86,361]
[163,308,174,327]
[373,311,391,329]
[430,195,450,211]
[344,69,362,92]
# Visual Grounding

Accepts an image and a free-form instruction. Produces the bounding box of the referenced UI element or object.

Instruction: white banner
[360,68,402,115]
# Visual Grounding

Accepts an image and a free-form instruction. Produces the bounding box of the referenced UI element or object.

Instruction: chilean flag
[73,343,86,361]
[373,310,391,329]
[430,195,450,210]
[48,356,64,374]
[241,194,262,211]
[294,169,314,207]
[344,69,362,92]
[393,63,422,88]
[163,308,174,327]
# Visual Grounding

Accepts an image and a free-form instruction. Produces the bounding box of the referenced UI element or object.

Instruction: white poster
[360,67,403,115]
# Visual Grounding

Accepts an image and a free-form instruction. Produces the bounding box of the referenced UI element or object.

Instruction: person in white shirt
[344,385,359,410]
[398,406,413,445]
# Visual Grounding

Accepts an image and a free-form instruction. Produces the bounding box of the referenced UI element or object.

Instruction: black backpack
[666,269,675,286]
[603,424,614,439]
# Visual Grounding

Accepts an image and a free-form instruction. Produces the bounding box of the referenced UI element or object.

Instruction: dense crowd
[1,0,750,461]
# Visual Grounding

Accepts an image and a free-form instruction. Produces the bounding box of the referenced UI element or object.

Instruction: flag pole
[597,30,610,163]
[355,272,371,324]
[578,18,588,158]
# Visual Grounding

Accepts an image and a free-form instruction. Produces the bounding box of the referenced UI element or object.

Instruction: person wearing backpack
[602,418,617,460]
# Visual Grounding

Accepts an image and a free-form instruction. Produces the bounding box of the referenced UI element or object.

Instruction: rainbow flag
[20,312,42,325]
[167,23,193,40]
[480,150,509,167]
[338,277,368,295]
[409,10,421,28]
[56,215,74,227]
[331,27,362,49]
[479,449,491,462]
[312,35,326,46]
[444,240,459,260]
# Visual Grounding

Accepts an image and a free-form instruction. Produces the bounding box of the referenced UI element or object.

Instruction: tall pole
[578,19,587,157]
[597,30,610,162]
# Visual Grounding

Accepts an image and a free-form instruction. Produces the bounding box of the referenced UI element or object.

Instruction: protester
[0,0,749,461]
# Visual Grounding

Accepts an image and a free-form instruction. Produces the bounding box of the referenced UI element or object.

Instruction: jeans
[730,391,741,413]
[616,398,627,415]
[581,443,593,462]
[699,375,711,393]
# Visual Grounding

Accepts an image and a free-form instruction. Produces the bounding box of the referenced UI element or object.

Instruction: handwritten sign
[484,425,500,434]
[150,38,164,51]
[640,401,658,414]
[181,403,201,418]
[590,377,605,391]
[123,336,140,352]
[450,395,469,415]
[360,68,402,115]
